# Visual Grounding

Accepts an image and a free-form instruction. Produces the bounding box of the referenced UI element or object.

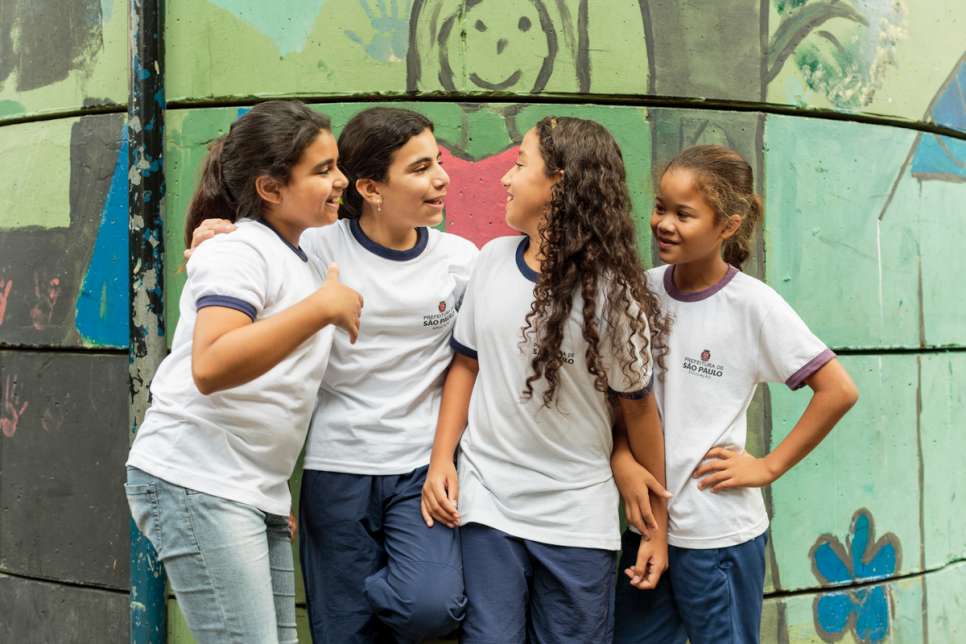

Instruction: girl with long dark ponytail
[126,100,362,643]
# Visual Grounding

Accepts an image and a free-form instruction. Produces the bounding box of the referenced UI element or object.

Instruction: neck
[359,210,418,250]
[672,252,731,292]
[262,214,303,247]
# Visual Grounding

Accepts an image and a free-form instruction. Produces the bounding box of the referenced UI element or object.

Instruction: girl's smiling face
[501,127,558,235]
[271,130,347,231]
[372,128,449,229]
[650,167,739,265]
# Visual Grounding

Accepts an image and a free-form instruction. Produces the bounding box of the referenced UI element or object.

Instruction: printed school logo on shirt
[682,348,726,380]
[423,296,457,328]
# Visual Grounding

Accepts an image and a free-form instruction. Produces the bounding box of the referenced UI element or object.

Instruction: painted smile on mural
[437,0,557,93]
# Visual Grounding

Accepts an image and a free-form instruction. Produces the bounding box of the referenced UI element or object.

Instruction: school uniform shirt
[127,219,333,516]
[451,236,653,551]
[300,218,478,475]
[647,264,835,549]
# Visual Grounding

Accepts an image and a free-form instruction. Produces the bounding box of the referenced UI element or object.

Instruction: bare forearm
[621,396,667,488]
[430,355,478,462]
[193,298,329,394]
[765,360,858,480]
[765,389,855,479]
[620,395,669,528]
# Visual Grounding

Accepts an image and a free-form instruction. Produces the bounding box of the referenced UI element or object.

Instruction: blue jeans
[614,530,767,644]
[299,466,465,643]
[125,467,297,644]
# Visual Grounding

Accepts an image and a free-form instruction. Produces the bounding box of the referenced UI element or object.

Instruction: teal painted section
[75,124,129,347]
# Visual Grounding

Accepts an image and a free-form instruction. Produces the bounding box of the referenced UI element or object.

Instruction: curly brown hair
[521,116,670,406]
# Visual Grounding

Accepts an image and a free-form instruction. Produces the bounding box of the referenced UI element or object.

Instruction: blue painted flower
[809,509,901,643]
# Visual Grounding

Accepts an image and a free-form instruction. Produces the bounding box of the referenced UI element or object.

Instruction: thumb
[325,262,341,283]
[447,472,459,504]
[643,470,672,499]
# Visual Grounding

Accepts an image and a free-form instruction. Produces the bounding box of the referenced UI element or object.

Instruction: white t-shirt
[452,236,652,551]
[300,218,478,475]
[128,219,333,516]
[647,264,834,549]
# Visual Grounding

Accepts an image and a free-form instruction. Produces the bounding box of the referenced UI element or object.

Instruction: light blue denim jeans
[125,467,297,644]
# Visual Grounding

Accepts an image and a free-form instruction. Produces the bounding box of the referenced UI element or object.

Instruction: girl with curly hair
[421,116,671,643]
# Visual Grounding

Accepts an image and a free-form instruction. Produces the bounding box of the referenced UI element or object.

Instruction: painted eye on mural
[518,17,532,32]
[475,20,487,32]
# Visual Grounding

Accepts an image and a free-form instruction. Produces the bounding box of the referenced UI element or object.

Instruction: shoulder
[186,221,273,282]
[480,235,523,257]
[430,229,480,266]
[300,218,349,247]
[644,264,670,295]
[192,220,270,261]
[729,271,786,310]
[300,219,349,261]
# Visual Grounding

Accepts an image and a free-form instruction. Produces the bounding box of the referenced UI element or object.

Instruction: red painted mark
[0,277,11,326]
[31,274,61,331]
[440,145,519,248]
[1,375,29,438]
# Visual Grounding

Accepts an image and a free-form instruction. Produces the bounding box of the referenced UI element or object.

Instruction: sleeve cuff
[196,295,257,322]
[785,348,836,390]
[608,376,653,400]
[450,336,478,361]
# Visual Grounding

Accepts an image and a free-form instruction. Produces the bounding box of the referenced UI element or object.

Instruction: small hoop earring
[377,200,382,213]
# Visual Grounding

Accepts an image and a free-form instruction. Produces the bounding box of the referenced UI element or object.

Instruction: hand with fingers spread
[314,263,363,344]
[612,449,671,537]
[184,218,237,260]
[420,458,460,529]
[693,446,777,492]
[624,532,668,590]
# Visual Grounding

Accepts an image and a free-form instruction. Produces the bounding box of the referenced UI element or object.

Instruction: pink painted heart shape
[439,145,519,248]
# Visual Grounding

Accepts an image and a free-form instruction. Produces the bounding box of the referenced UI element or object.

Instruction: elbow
[837,379,859,412]
[844,382,859,410]
[191,362,220,396]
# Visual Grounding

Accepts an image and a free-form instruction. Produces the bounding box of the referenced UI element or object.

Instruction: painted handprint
[0,276,11,326]
[346,0,413,63]
[30,272,61,331]
[1,375,29,438]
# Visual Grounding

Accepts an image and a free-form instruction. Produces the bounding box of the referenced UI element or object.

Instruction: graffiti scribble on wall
[809,508,901,643]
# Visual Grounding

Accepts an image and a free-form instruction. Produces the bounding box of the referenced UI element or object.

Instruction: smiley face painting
[407,0,581,95]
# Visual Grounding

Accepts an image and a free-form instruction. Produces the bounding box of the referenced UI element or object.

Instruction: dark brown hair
[336,107,434,219]
[522,116,670,406]
[183,100,331,247]
[663,144,764,269]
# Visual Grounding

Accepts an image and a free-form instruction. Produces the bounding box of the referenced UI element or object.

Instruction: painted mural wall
[0,1,963,642]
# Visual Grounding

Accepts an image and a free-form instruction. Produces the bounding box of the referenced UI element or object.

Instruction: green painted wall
[1,0,963,642]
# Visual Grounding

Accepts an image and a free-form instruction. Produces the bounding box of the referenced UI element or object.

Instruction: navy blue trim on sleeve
[450,336,478,361]
[196,295,257,321]
[350,217,428,261]
[608,377,653,400]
